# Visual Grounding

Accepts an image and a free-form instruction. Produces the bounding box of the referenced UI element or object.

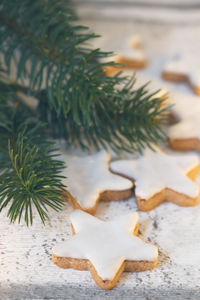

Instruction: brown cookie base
[162,71,200,96]
[162,70,188,83]
[62,188,132,215]
[105,57,147,77]
[168,138,200,152]
[192,84,200,96]
[136,165,199,211]
[52,255,157,290]
[52,223,157,290]
[116,56,147,69]
[111,166,199,211]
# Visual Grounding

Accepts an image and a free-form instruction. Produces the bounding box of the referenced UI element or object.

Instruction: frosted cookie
[104,36,147,76]
[61,150,133,214]
[167,92,200,151]
[128,34,142,49]
[110,147,199,211]
[52,210,158,290]
[162,54,200,95]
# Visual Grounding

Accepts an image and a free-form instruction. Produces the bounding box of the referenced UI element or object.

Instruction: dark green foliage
[0,81,66,226]
[0,137,65,226]
[0,0,168,225]
[0,0,167,153]
[37,78,167,152]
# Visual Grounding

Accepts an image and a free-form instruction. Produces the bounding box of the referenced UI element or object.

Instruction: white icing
[168,92,200,139]
[188,71,200,87]
[101,50,145,65]
[100,34,146,68]
[128,34,141,49]
[60,150,133,209]
[163,54,200,87]
[53,210,158,280]
[110,147,199,199]
[117,47,145,61]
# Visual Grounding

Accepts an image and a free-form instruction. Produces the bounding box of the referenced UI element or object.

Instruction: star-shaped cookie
[61,150,133,214]
[162,54,200,95]
[110,147,199,211]
[52,210,158,290]
[167,92,200,151]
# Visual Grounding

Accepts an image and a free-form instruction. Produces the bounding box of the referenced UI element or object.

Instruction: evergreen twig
[0,0,169,225]
[0,0,168,153]
[0,81,66,226]
[0,137,65,226]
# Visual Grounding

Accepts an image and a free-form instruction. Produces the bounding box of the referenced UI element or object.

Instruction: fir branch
[37,77,168,152]
[0,81,66,225]
[0,137,65,226]
[0,0,168,153]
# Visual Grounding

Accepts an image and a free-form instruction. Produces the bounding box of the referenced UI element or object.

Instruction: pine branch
[0,0,169,225]
[0,137,65,226]
[38,77,168,152]
[0,0,168,153]
[0,81,66,226]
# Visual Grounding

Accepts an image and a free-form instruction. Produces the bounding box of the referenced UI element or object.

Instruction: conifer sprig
[0,0,168,153]
[0,81,66,226]
[0,0,168,225]
[0,137,65,226]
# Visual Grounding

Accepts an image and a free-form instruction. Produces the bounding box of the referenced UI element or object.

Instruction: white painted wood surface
[75,1,200,24]
[1,12,200,300]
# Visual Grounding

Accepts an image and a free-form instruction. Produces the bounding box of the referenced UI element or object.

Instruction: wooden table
[1,9,200,300]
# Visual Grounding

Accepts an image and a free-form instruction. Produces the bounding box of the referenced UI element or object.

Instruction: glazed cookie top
[110,147,199,199]
[101,48,145,65]
[53,210,158,280]
[101,35,146,64]
[163,54,200,86]
[116,46,146,61]
[128,34,141,49]
[61,150,133,209]
[168,92,200,139]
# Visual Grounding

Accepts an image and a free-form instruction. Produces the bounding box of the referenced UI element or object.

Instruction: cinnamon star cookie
[52,210,158,290]
[61,150,133,214]
[110,147,199,211]
[162,54,200,96]
[167,92,200,151]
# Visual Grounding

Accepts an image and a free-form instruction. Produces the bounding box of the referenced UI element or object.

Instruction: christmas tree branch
[0,0,168,153]
[0,0,169,225]
[0,137,65,226]
[0,80,66,226]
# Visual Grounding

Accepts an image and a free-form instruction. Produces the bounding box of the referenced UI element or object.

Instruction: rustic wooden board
[1,15,200,300]
[1,195,200,299]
